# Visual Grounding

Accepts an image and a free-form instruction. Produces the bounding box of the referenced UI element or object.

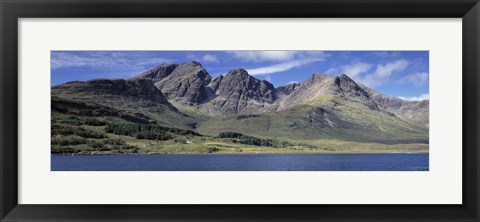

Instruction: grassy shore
[54,132,428,155]
[51,113,428,155]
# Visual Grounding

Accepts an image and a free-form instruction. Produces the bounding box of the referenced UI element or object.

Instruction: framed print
[49,50,430,171]
[1,0,479,221]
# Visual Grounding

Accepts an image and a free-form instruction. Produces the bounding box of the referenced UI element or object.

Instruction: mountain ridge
[132,61,427,120]
[51,61,429,145]
[129,61,430,128]
[50,61,429,155]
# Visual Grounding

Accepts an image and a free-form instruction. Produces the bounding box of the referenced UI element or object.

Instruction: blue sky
[51,51,429,101]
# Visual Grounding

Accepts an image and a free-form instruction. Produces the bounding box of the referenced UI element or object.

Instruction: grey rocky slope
[207,69,276,114]
[51,61,429,143]
[132,61,429,129]
[132,61,213,106]
[133,62,277,115]
[276,73,379,111]
[276,82,300,97]
[359,84,429,128]
[274,73,428,128]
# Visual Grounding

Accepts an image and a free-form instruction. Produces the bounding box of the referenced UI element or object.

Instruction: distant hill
[51,78,197,129]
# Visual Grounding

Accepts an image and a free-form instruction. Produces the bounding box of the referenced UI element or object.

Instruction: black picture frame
[1,0,479,221]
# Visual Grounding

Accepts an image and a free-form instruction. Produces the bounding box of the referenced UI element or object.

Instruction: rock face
[208,69,276,114]
[333,74,379,110]
[208,75,224,92]
[132,61,214,105]
[277,73,336,110]
[277,73,378,111]
[382,98,429,128]
[151,61,214,105]
[134,63,276,115]
[276,82,300,97]
[133,63,178,82]
[132,61,428,128]
[52,61,429,144]
[334,74,371,100]
[367,89,429,128]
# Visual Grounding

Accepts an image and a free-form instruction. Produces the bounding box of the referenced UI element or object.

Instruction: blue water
[51,153,428,171]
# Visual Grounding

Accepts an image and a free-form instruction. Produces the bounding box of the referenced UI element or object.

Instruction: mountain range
[52,61,429,146]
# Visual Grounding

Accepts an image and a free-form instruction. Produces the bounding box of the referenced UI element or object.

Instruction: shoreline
[52,151,429,156]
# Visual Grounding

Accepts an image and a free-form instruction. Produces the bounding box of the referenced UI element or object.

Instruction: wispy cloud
[358,59,409,87]
[229,51,298,62]
[202,54,219,63]
[398,72,429,87]
[247,57,324,76]
[324,68,338,75]
[51,52,171,78]
[399,93,429,101]
[287,81,299,85]
[340,62,373,78]
[228,51,327,63]
[324,62,372,78]
[324,59,409,87]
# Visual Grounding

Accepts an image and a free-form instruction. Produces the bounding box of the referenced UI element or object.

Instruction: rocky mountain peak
[225,68,250,79]
[142,61,213,105]
[208,75,224,92]
[334,74,368,96]
[217,69,274,95]
[332,74,378,110]
[209,68,276,114]
[171,61,209,78]
[132,63,178,82]
[184,60,203,67]
[276,82,300,96]
[301,73,335,89]
[362,86,430,128]
[338,73,353,81]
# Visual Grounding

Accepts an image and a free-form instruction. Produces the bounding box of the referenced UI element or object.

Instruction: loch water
[51,153,428,171]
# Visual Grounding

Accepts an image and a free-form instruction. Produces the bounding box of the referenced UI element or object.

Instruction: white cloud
[340,62,372,78]
[398,72,429,87]
[247,58,324,76]
[324,68,338,75]
[202,54,219,63]
[51,53,109,69]
[399,93,429,101]
[358,59,409,87]
[51,52,171,74]
[228,51,328,76]
[287,81,299,85]
[229,51,327,63]
[376,59,409,77]
[229,51,299,62]
[324,62,372,77]
[135,58,173,67]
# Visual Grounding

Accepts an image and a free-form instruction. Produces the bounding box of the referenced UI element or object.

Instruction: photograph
[50,50,429,171]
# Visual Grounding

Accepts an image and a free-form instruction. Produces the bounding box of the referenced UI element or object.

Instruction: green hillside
[196,95,428,144]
